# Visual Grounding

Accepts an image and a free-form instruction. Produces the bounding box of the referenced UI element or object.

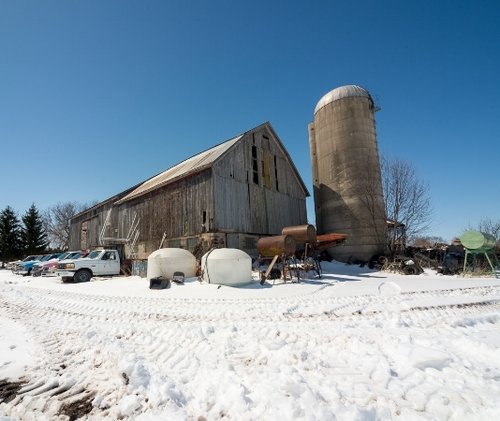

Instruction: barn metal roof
[314,85,371,114]
[116,134,243,204]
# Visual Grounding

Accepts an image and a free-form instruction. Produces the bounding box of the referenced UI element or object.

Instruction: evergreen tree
[0,206,23,266]
[21,204,49,255]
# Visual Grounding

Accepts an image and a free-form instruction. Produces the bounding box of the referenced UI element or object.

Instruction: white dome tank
[201,248,252,286]
[147,248,196,280]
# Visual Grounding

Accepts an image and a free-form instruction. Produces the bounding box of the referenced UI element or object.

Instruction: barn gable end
[212,123,308,236]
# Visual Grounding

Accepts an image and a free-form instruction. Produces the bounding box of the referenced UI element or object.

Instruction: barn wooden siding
[69,185,141,252]
[68,123,308,260]
[117,170,213,257]
[212,126,307,235]
[69,203,114,251]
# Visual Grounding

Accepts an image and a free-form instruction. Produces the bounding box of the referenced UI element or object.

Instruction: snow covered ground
[1,262,500,420]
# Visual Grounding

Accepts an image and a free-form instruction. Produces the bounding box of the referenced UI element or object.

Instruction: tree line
[0,202,95,266]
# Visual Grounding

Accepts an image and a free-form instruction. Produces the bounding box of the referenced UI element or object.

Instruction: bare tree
[381,157,432,252]
[477,217,500,241]
[357,152,388,251]
[43,201,96,250]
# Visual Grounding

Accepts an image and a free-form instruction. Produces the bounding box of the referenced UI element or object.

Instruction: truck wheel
[74,269,92,283]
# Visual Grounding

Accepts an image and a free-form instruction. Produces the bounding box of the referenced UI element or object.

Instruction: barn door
[80,221,89,250]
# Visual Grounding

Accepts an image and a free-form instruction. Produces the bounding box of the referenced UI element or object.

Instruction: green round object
[460,230,496,250]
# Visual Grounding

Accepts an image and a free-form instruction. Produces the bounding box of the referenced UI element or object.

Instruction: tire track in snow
[2,283,500,419]
[5,284,500,322]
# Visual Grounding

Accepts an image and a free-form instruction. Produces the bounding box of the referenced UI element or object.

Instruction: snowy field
[1,263,500,420]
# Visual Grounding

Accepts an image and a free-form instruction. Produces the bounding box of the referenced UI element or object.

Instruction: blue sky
[1,0,499,242]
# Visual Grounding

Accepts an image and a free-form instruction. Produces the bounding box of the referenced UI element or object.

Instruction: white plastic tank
[201,248,252,286]
[147,248,196,280]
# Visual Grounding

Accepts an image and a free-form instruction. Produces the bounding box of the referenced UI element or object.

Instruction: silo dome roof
[314,85,371,114]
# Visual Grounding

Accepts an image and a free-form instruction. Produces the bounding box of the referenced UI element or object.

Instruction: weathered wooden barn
[69,122,309,267]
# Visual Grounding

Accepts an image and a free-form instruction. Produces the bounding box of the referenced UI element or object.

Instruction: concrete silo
[308,85,387,262]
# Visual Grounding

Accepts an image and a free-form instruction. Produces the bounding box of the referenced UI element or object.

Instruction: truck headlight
[63,263,75,269]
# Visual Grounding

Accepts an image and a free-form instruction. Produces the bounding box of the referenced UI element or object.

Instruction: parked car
[8,255,41,271]
[11,255,42,274]
[16,253,61,276]
[32,251,87,277]
[57,249,121,282]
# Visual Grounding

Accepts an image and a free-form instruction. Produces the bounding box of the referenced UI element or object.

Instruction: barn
[68,122,309,272]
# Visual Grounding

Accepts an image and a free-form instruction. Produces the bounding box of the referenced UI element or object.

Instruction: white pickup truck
[56,249,121,283]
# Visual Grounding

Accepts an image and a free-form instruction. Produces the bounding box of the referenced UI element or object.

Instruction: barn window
[262,135,270,150]
[251,145,259,184]
[202,211,207,232]
[169,239,181,248]
[187,237,198,252]
[261,151,272,189]
[274,155,279,191]
[244,236,257,250]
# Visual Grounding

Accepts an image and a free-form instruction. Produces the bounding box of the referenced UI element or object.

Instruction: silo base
[328,244,385,264]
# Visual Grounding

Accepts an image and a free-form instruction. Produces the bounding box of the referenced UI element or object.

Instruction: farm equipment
[257,226,347,284]
[370,254,424,275]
